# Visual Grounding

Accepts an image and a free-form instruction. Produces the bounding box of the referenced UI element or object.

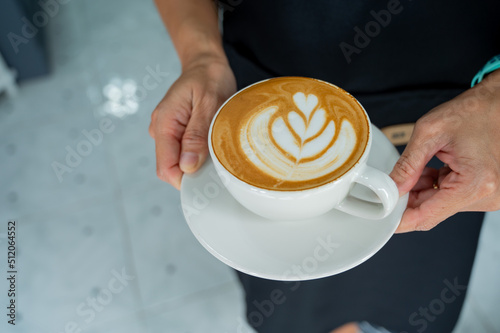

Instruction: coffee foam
[212,77,369,191]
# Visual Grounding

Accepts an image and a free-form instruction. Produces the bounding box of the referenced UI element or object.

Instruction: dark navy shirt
[222,0,500,127]
[221,3,495,332]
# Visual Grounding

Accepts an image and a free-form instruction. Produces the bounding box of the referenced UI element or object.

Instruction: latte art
[211,77,369,191]
[241,92,357,181]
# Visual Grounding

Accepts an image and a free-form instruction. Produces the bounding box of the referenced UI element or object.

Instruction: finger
[329,322,359,333]
[389,124,444,196]
[421,167,439,178]
[155,133,183,189]
[412,175,436,192]
[153,109,187,189]
[411,167,439,191]
[149,110,157,139]
[396,194,454,233]
[397,172,468,232]
[150,82,194,188]
[180,96,219,174]
[437,165,452,185]
[406,187,438,209]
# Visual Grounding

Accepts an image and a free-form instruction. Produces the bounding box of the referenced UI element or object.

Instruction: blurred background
[0,0,499,332]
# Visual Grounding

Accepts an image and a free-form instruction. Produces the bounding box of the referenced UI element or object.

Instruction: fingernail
[180,152,199,173]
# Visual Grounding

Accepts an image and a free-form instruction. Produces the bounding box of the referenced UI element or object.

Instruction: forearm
[154,0,227,69]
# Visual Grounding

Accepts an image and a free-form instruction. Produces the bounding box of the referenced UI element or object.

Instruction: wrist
[482,66,500,89]
[180,44,229,73]
[154,0,226,72]
[471,55,500,87]
[180,38,230,74]
[177,27,227,71]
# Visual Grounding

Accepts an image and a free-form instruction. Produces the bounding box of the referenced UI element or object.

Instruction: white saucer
[180,126,408,281]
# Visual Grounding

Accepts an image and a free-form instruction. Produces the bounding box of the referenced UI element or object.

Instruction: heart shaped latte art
[240,92,358,182]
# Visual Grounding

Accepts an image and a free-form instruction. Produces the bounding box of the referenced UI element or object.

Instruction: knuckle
[151,107,158,120]
[489,199,500,212]
[156,167,179,188]
[415,114,439,131]
[157,121,176,136]
[408,122,443,154]
[394,154,418,179]
[196,94,220,115]
[417,205,450,232]
[416,107,458,140]
[156,168,169,183]
[416,223,433,232]
[414,215,436,232]
[148,123,155,138]
[478,170,500,198]
[149,111,157,135]
[182,129,208,146]
[461,94,486,112]
[415,115,432,128]
[415,118,440,140]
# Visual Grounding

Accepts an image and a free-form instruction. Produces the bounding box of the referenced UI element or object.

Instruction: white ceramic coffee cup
[208,79,399,220]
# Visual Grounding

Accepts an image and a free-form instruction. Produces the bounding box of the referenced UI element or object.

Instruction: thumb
[389,127,441,195]
[179,104,217,174]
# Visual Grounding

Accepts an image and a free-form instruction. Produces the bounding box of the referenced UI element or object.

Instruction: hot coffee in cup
[209,77,398,220]
[212,77,369,190]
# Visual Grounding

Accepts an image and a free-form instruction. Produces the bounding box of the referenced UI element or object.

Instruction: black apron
[221,1,498,331]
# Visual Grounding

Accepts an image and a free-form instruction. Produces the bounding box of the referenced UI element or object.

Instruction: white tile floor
[0,1,499,332]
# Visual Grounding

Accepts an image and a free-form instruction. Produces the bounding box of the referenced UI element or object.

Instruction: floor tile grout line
[133,280,242,318]
[103,136,150,328]
[2,191,113,223]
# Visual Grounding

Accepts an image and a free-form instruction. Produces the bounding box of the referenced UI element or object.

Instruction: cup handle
[336,165,399,219]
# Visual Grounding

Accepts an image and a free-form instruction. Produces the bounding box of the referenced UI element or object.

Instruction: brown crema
[211,77,369,191]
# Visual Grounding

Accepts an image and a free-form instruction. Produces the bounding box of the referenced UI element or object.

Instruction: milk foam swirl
[240,92,357,181]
